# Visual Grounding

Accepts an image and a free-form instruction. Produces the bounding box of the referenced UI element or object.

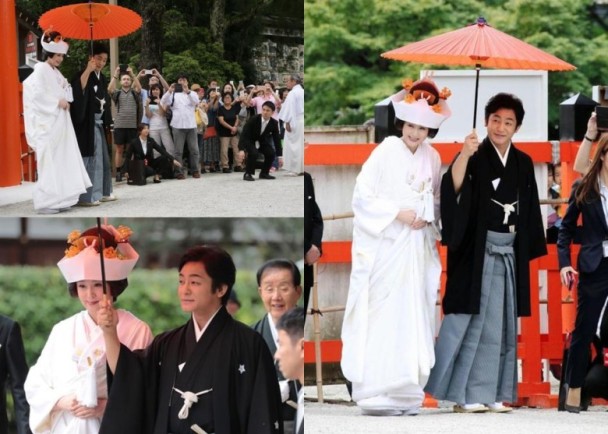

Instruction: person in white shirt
[160,73,200,179]
[144,84,176,160]
[139,69,169,125]
[278,74,304,175]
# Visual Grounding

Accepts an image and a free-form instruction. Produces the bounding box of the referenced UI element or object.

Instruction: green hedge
[0,266,268,366]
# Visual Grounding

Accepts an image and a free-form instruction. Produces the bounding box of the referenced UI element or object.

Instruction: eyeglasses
[261,285,296,295]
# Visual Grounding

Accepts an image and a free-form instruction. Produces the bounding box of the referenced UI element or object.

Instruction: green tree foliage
[16,0,301,85]
[305,0,608,132]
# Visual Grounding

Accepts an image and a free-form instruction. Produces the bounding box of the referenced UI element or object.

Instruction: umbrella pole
[96,218,108,296]
[473,64,481,129]
[88,1,93,56]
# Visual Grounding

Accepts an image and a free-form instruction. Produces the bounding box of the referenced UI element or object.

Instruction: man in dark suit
[0,315,32,434]
[304,172,323,313]
[120,124,181,183]
[252,259,302,433]
[275,308,304,434]
[238,101,282,181]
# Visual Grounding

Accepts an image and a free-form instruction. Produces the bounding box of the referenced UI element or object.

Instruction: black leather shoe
[233,166,243,172]
[243,173,255,181]
[259,173,276,180]
[153,177,161,184]
[564,404,581,414]
[116,173,123,182]
[581,390,591,412]
[222,168,232,173]
[561,383,582,413]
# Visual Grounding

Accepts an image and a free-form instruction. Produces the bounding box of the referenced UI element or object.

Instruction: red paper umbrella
[382,17,576,128]
[39,1,142,41]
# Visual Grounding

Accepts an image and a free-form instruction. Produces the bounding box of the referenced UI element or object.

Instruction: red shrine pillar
[0,0,23,187]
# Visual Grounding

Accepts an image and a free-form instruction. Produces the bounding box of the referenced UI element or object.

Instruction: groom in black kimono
[425,93,547,412]
[98,245,283,434]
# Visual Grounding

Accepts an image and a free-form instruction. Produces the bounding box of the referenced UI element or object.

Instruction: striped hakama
[425,230,518,404]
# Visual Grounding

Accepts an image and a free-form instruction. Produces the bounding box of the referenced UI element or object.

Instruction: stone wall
[252,16,303,85]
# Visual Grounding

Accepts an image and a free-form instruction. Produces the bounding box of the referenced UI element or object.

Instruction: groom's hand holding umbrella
[451,130,480,194]
[462,130,480,157]
[98,298,120,374]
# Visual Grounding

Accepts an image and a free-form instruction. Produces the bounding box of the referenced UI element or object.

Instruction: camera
[119,64,128,74]
[144,69,153,75]
[174,83,183,93]
[596,106,608,131]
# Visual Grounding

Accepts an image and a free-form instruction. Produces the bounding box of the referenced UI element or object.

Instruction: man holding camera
[109,65,142,182]
[160,73,200,179]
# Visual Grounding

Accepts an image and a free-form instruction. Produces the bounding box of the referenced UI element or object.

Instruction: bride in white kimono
[25,224,153,434]
[341,77,452,416]
[22,31,91,214]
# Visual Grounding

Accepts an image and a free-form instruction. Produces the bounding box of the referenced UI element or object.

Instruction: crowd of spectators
[109,67,296,185]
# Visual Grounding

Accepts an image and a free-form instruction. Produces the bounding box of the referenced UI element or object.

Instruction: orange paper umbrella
[39,1,142,42]
[382,17,576,128]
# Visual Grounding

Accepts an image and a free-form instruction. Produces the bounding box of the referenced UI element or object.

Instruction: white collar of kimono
[192,306,222,341]
[267,312,279,347]
[296,388,304,432]
[83,309,98,329]
[490,140,511,167]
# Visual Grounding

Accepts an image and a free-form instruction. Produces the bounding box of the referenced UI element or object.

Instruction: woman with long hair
[145,83,176,158]
[558,135,608,412]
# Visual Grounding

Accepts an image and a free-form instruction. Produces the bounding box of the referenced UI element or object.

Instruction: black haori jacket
[440,138,547,317]
[70,69,112,157]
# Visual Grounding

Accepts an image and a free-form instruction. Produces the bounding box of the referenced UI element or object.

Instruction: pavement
[305,384,608,434]
[0,170,303,217]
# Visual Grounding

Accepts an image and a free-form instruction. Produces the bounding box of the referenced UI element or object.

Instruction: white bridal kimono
[25,310,153,434]
[278,84,304,174]
[23,62,91,212]
[341,136,442,411]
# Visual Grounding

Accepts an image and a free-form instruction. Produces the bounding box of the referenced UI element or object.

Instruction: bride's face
[401,121,429,150]
[76,280,110,322]
[47,53,65,68]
